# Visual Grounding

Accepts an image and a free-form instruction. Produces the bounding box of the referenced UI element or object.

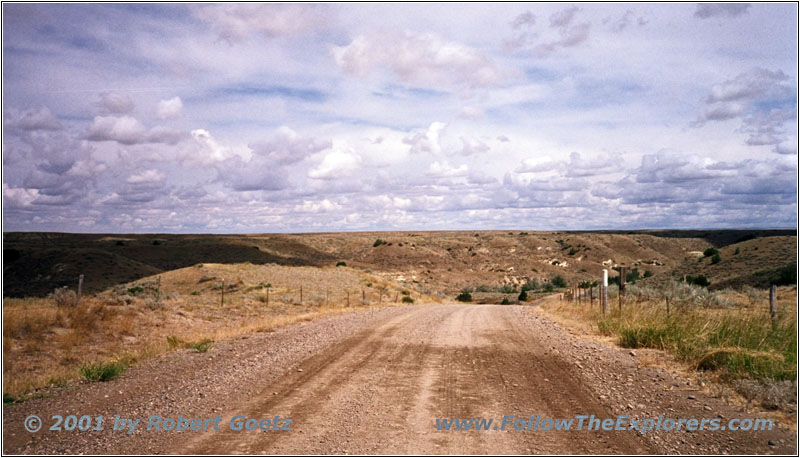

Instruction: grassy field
[541,285,797,412]
[3,263,431,402]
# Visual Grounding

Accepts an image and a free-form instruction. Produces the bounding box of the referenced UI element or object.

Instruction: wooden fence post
[300,285,303,304]
[220,279,225,306]
[77,274,84,307]
[769,285,777,322]
[619,266,626,311]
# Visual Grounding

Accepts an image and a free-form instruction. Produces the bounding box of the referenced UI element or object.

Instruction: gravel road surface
[3,303,795,454]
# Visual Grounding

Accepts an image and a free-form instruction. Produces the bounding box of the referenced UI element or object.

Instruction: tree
[518,290,528,301]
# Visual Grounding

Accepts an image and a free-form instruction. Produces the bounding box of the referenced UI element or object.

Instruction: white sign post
[602,269,608,316]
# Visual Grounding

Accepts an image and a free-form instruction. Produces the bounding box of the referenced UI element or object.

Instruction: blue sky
[2,3,797,233]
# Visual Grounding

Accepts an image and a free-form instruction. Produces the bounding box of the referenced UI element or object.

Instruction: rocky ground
[3,302,796,454]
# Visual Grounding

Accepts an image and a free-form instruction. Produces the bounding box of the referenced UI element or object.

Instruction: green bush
[80,360,128,382]
[373,239,387,247]
[401,296,414,303]
[500,297,511,305]
[711,253,721,264]
[703,247,719,257]
[686,274,711,287]
[521,279,539,292]
[518,290,528,301]
[551,275,567,288]
[126,286,144,296]
[336,261,347,267]
[456,289,472,302]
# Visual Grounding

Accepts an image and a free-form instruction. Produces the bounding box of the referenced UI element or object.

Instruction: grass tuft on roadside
[542,285,797,411]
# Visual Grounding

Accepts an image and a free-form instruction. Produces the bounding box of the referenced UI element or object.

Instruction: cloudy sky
[2,3,797,233]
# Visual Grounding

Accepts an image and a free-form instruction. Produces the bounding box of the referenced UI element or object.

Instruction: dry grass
[3,263,431,401]
[540,286,797,412]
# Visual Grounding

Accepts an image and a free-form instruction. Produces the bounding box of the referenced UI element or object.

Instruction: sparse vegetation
[402,296,414,303]
[373,239,387,247]
[336,261,347,267]
[80,358,128,382]
[703,247,719,257]
[544,284,797,411]
[53,287,77,307]
[551,275,567,288]
[456,289,473,302]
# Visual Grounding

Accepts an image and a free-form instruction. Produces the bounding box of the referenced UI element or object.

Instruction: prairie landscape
[2,229,797,454]
[3,2,798,456]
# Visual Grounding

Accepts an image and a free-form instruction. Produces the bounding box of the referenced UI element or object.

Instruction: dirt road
[3,303,796,454]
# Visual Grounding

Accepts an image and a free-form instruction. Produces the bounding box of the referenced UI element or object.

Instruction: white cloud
[87,116,184,145]
[458,137,490,156]
[156,96,183,120]
[127,169,165,184]
[308,148,361,180]
[192,3,322,42]
[403,122,446,155]
[2,184,40,208]
[5,107,62,132]
[249,126,331,165]
[332,31,502,89]
[191,128,248,162]
[294,199,342,213]
[426,160,468,178]
[97,92,134,114]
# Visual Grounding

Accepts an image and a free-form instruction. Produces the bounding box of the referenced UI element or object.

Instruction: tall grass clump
[80,358,129,382]
[596,288,796,382]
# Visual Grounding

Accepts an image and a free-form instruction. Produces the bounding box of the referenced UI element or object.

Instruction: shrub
[126,286,145,296]
[500,298,511,305]
[152,240,161,246]
[336,261,347,267]
[551,275,567,288]
[402,296,414,303]
[643,270,653,278]
[543,284,554,292]
[703,247,719,257]
[373,239,387,247]
[188,339,213,353]
[711,253,721,264]
[53,287,77,307]
[456,289,472,302]
[568,247,578,256]
[499,284,515,294]
[521,279,539,292]
[734,247,740,255]
[518,290,528,301]
[686,274,711,287]
[80,359,127,382]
